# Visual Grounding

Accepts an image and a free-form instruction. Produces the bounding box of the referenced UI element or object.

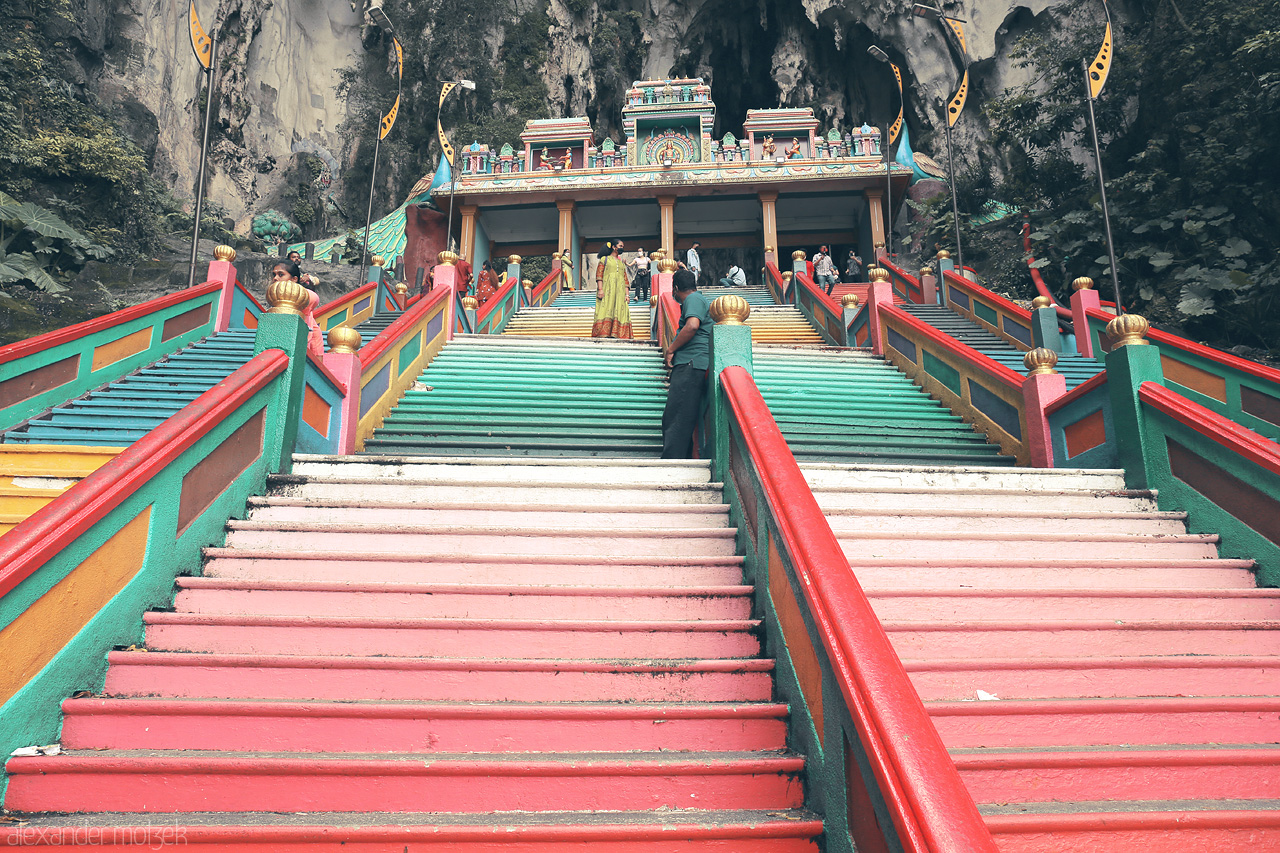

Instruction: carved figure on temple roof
[762,135,775,157]
[538,147,552,170]
[786,138,801,159]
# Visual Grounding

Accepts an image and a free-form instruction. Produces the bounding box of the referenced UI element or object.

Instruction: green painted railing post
[707,300,754,483]
[1030,302,1063,352]
[252,290,310,475]
[1104,314,1166,489]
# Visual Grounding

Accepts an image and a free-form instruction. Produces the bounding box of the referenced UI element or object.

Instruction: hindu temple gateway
[400,78,912,288]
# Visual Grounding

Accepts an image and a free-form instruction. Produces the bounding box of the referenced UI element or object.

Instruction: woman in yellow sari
[591,239,633,338]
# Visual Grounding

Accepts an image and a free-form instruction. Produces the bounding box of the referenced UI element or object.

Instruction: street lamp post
[1082,0,1122,312]
[359,32,407,288]
[911,3,969,276]
[437,79,477,257]
[868,45,903,262]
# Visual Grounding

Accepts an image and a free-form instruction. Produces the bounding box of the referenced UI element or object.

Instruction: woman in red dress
[475,260,498,304]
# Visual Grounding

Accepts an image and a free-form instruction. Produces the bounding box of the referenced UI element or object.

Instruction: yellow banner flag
[380,93,400,140]
[889,62,904,145]
[393,36,404,81]
[438,81,458,166]
[945,17,968,56]
[188,0,212,70]
[946,69,969,128]
[1088,20,1113,99]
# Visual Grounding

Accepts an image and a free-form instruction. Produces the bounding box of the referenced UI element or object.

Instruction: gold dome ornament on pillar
[841,293,860,309]
[395,283,408,296]
[764,245,776,256]
[437,250,459,266]
[650,294,658,306]
[213,245,237,262]
[371,255,386,267]
[709,295,751,325]
[1023,347,1060,376]
[936,249,951,260]
[267,279,309,315]
[462,296,480,310]
[1106,313,1150,347]
[1032,295,1054,309]
[791,250,806,261]
[657,258,679,274]
[327,326,363,354]
[920,265,935,278]
[868,267,891,284]
[508,254,522,265]
[1072,276,1096,291]
[781,271,793,283]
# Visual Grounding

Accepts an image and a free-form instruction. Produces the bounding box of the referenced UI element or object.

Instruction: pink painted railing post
[323,327,363,455]
[209,245,240,333]
[1070,277,1102,357]
[433,251,460,342]
[653,256,676,302]
[920,264,938,306]
[1021,349,1069,467]
[865,268,894,357]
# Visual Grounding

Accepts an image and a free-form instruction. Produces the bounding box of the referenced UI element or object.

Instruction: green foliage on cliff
[0,0,174,256]
[979,0,1280,352]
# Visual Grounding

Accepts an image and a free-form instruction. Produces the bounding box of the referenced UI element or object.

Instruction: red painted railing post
[1071,286,1102,357]
[322,342,362,455]
[209,247,239,333]
[1022,366,1069,467]
[866,278,894,357]
[432,257,459,342]
[920,267,937,306]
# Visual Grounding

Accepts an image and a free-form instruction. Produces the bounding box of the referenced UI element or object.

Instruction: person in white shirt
[686,242,701,282]
[813,245,838,295]
[628,248,652,301]
[718,264,746,287]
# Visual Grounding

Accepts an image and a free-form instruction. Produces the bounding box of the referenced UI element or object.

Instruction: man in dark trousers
[661,269,713,458]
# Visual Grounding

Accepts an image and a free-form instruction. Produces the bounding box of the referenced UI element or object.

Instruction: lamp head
[459,79,476,90]
[911,3,942,19]
[867,45,891,63]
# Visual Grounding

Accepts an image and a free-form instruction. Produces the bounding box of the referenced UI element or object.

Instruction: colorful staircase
[345,310,402,347]
[0,445,121,535]
[503,298,652,339]
[753,345,1012,465]
[901,303,1104,388]
[698,284,777,306]
[0,329,258,447]
[4,453,821,850]
[805,461,1280,849]
[829,280,904,305]
[364,335,666,456]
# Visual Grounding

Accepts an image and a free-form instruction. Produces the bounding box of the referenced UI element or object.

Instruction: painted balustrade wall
[295,356,349,455]
[706,344,997,853]
[793,271,848,346]
[315,282,378,332]
[763,263,788,306]
[882,261,925,304]
[940,270,1036,352]
[0,347,299,793]
[1084,308,1280,442]
[474,275,521,336]
[1045,373,1118,469]
[529,268,562,308]
[0,283,224,433]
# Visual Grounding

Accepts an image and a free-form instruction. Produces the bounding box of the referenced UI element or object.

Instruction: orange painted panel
[303,385,332,438]
[1064,408,1107,459]
[1162,355,1228,403]
[243,309,258,329]
[91,328,152,372]
[0,508,150,705]
[769,535,825,746]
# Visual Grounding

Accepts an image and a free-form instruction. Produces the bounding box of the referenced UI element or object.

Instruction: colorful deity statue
[762,135,776,157]
[786,137,802,159]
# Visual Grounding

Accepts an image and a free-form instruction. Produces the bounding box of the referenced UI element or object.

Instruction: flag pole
[188,34,217,288]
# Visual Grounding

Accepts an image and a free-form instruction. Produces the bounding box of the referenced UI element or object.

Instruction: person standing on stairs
[629,248,651,302]
[591,239,633,339]
[686,241,701,283]
[814,246,837,295]
[845,249,863,283]
[476,259,498,305]
[661,269,713,458]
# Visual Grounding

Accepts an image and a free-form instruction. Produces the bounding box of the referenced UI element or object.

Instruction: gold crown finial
[709,294,751,325]
[1024,347,1059,375]
[937,249,952,260]
[326,326,362,354]
[1032,295,1054,309]
[868,267,891,283]
[213,245,237,262]
[266,279,310,315]
[1072,276,1095,291]
[371,255,385,267]
[657,258,679,273]
[781,271,793,282]
[522,279,532,287]
[650,294,658,306]
[1106,313,1150,347]
[873,240,885,250]
[437,250,459,266]
[764,245,776,255]
[508,254,522,265]
[552,251,563,261]
[461,296,479,310]
[792,250,806,261]
[841,293,860,309]
[395,282,408,295]
[920,265,935,277]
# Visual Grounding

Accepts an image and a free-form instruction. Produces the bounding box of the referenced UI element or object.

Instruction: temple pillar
[865,189,886,259]
[459,204,479,263]
[759,191,779,267]
[556,200,576,256]
[657,195,676,257]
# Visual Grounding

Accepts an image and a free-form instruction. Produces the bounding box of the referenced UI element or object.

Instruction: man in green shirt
[662,269,713,458]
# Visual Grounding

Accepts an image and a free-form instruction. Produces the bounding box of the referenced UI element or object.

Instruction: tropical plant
[0,190,114,293]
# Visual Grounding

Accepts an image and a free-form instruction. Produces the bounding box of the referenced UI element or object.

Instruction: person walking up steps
[592,239,633,339]
[686,241,701,283]
[661,269,712,458]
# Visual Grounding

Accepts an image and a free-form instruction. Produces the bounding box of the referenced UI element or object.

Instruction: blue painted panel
[426,311,444,343]
[949,287,971,311]
[968,378,1021,440]
[1002,315,1033,347]
[359,361,392,419]
[886,328,918,363]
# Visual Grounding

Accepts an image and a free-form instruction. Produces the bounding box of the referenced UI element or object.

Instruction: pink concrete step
[886,620,1280,659]
[245,498,732,529]
[825,509,1189,535]
[837,531,1219,560]
[143,613,762,659]
[929,697,1280,748]
[222,522,739,557]
[809,488,1157,514]
[848,559,1256,589]
[174,578,755,621]
[4,752,807,814]
[0,811,825,852]
[104,651,777,703]
[276,479,728,506]
[61,699,788,753]
[954,748,1280,805]
[866,588,1280,622]
[905,656,1280,702]
[986,810,1280,853]
[202,550,746,586]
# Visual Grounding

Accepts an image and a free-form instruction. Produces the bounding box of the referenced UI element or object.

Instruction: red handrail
[941,270,1033,323]
[530,268,559,302]
[1020,220,1074,323]
[0,281,221,365]
[1086,309,1280,386]
[880,259,925,300]
[1044,370,1108,417]
[315,281,376,319]
[1139,381,1280,475]
[721,366,997,853]
[880,303,1025,391]
[476,274,518,325]
[359,283,450,369]
[793,271,843,317]
[0,350,289,598]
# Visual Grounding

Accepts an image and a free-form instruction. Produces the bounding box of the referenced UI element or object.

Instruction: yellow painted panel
[0,508,151,705]
[769,534,825,746]
[0,446,123,479]
[91,328,153,372]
